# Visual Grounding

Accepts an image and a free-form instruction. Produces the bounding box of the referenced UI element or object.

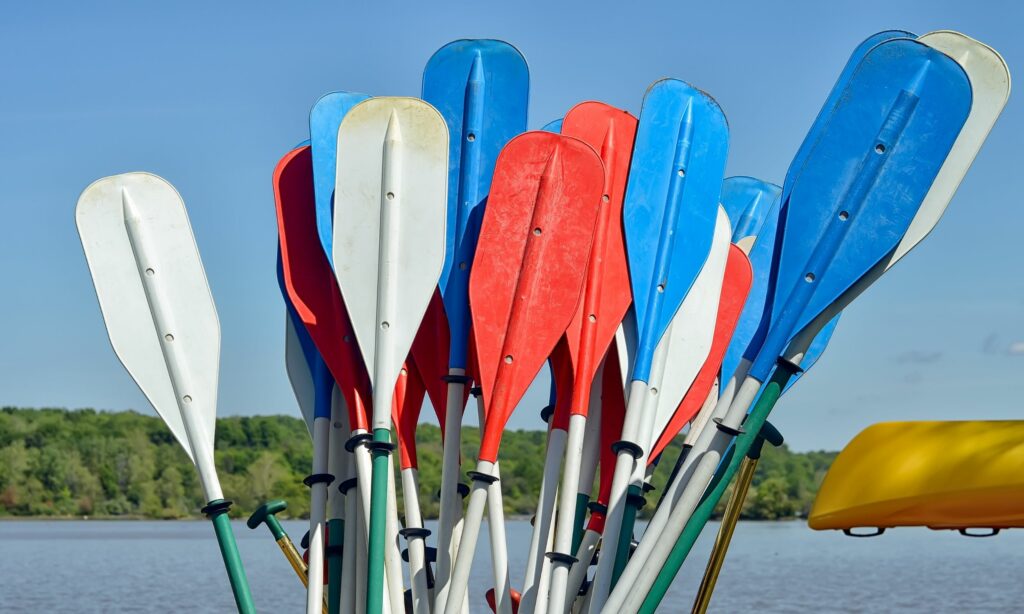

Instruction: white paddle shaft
[433,370,467,613]
[401,467,431,614]
[306,416,330,614]
[521,426,567,612]
[443,459,494,614]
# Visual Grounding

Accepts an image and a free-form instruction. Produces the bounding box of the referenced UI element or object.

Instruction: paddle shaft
[691,454,758,613]
[307,416,331,614]
[521,424,566,613]
[205,501,256,614]
[443,460,495,614]
[400,467,431,614]
[433,370,468,612]
[125,206,254,612]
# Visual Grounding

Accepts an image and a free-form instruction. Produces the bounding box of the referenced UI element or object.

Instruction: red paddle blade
[470,132,604,462]
[649,245,753,460]
[561,102,637,417]
[549,336,576,432]
[486,587,522,614]
[392,357,428,470]
[273,146,371,432]
[409,289,450,427]
[586,343,627,534]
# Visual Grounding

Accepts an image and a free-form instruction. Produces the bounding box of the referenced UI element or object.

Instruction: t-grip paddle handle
[247,499,308,586]
[746,421,784,460]
[203,499,256,614]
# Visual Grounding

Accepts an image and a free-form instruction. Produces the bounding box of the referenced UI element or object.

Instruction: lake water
[0,519,1020,612]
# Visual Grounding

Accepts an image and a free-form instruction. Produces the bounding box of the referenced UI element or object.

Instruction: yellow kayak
[809,421,1024,535]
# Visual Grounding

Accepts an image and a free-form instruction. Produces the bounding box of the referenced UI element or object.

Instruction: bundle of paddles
[75,31,1009,614]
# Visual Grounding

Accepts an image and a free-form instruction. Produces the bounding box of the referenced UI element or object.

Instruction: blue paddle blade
[541,118,563,133]
[782,30,916,200]
[723,33,914,386]
[718,179,782,384]
[623,79,729,383]
[748,38,972,381]
[422,39,529,369]
[277,254,334,421]
[308,91,371,264]
[720,176,781,247]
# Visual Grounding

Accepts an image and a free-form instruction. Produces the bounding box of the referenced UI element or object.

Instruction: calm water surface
[0,519,1020,612]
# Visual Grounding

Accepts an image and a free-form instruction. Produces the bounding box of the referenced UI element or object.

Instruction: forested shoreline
[0,407,835,521]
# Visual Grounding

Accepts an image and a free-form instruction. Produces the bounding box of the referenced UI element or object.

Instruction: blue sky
[1,1,1021,451]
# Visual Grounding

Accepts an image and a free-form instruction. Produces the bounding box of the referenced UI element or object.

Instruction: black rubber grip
[303,473,335,487]
[366,440,396,453]
[469,386,483,397]
[337,477,358,495]
[587,502,607,515]
[626,493,647,509]
[540,405,555,424]
[201,499,233,517]
[399,527,432,539]
[441,374,472,384]
[611,440,644,459]
[775,356,804,375]
[713,417,744,437]
[345,432,372,452]
[467,470,499,485]
[545,551,578,565]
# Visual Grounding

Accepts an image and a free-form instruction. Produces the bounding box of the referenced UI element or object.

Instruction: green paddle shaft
[366,428,392,614]
[612,485,645,586]
[205,500,256,614]
[571,492,589,554]
[327,517,345,614]
[638,361,798,613]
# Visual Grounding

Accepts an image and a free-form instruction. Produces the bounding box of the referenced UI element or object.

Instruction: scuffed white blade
[285,313,316,435]
[332,97,448,421]
[891,31,1010,266]
[76,173,220,464]
[646,206,731,449]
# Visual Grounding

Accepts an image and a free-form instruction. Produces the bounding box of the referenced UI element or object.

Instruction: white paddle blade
[891,31,1011,266]
[284,313,316,434]
[332,97,448,418]
[647,206,731,448]
[76,173,221,465]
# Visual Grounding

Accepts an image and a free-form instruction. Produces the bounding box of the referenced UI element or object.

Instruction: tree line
[0,407,834,521]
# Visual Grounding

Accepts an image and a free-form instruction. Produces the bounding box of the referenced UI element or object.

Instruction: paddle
[248,499,309,586]
[521,338,575,614]
[562,338,629,606]
[274,145,374,614]
[309,93,391,614]
[441,131,604,614]
[627,37,983,612]
[690,422,783,614]
[76,173,255,613]
[625,35,922,579]
[587,78,729,613]
[331,97,449,614]
[606,206,732,591]
[422,41,529,606]
[391,355,432,614]
[539,102,637,614]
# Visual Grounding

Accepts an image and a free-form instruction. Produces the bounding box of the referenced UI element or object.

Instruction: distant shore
[0,407,835,521]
